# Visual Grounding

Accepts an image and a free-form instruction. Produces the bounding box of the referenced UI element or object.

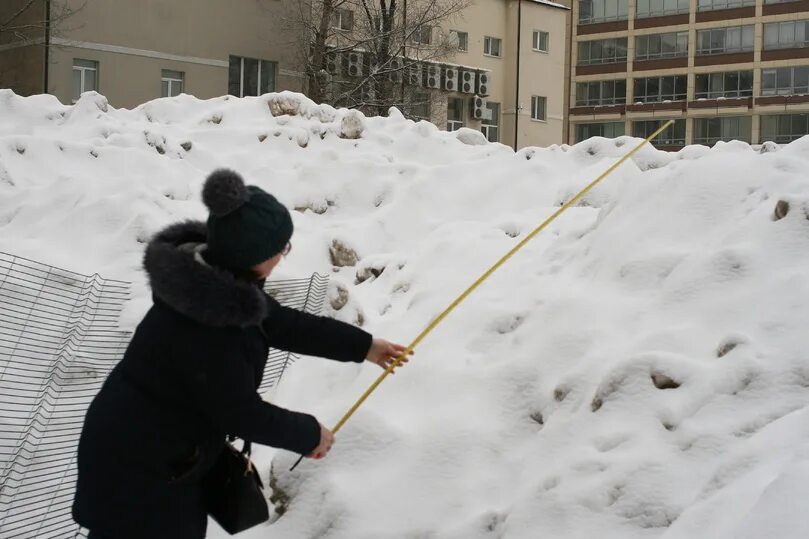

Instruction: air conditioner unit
[443,67,458,91]
[389,58,403,82]
[460,70,475,94]
[470,95,486,119]
[407,64,423,86]
[347,51,363,78]
[425,65,441,89]
[326,51,341,74]
[476,72,490,97]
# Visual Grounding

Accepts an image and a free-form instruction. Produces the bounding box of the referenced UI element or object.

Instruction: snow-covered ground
[2,89,809,538]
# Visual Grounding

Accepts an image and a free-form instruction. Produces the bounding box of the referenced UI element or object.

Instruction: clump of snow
[455,127,488,146]
[2,89,809,539]
[340,109,365,139]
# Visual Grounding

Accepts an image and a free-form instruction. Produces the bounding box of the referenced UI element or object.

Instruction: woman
[72,169,409,538]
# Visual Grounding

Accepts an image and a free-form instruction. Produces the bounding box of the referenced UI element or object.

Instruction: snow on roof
[526,0,571,10]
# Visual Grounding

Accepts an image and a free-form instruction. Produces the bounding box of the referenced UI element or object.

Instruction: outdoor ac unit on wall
[347,52,363,77]
[471,95,487,119]
[443,67,458,91]
[407,64,423,86]
[460,71,475,94]
[326,52,341,74]
[476,72,490,97]
[425,65,441,89]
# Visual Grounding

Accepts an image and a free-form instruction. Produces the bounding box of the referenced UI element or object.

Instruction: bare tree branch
[0,0,85,46]
[280,0,472,118]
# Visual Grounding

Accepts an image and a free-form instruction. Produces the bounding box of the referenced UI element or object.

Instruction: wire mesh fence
[0,252,329,538]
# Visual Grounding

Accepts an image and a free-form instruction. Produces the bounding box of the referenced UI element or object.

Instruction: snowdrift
[2,89,809,538]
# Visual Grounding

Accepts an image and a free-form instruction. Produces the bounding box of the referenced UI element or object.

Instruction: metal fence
[0,252,328,538]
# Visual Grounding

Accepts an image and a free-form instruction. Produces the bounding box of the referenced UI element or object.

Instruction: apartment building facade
[569,0,809,147]
[431,0,572,148]
[0,0,306,109]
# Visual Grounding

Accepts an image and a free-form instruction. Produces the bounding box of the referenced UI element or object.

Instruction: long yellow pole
[329,120,674,434]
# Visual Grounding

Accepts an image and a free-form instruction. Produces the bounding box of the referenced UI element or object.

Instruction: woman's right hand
[307,423,334,459]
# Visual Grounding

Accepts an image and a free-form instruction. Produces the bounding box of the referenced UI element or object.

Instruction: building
[569,0,809,147]
[0,0,571,149]
[433,0,572,148]
[0,0,306,109]
[315,1,571,148]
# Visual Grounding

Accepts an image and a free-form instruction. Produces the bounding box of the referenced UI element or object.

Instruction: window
[765,0,800,3]
[763,21,809,50]
[577,38,628,65]
[451,30,468,52]
[636,0,689,18]
[332,8,354,31]
[579,0,629,24]
[531,96,547,121]
[761,114,809,143]
[413,25,433,45]
[635,32,688,61]
[72,59,98,102]
[695,71,754,99]
[533,31,549,52]
[411,93,431,121]
[633,75,687,102]
[481,102,500,142]
[576,79,627,106]
[632,119,686,146]
[228,56,276,97]
[575,122,625,142]
[762,66,809,96]
[161,70,184,98]
[447,97,465,131]
[693,116,752,145]
[696,26,755,55]
[484,36,502,57]
[697,0,755,11]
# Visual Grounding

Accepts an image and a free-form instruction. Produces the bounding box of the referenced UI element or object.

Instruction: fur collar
[143,221,267,327]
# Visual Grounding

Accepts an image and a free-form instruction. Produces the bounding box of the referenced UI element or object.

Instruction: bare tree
[284,0,471,119]
[0,0,83,45]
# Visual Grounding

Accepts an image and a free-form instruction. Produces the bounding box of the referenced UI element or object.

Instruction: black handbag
[204,440,270,535]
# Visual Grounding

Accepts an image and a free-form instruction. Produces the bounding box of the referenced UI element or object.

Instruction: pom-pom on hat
[202,168,293,272]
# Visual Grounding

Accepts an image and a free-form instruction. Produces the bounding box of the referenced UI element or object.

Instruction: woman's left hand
[366,338,412,372]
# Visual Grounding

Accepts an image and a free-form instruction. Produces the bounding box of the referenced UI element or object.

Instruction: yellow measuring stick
[326,120,675,436]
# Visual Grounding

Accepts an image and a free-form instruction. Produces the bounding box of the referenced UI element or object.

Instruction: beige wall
[514,2,569,147]
[48,45,227,106]
[44,0,305,108]
[57,0,303,64]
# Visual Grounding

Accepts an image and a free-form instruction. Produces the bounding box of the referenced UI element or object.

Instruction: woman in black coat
[72,169,408,538]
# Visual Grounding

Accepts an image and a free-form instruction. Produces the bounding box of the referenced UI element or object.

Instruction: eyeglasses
[282,242,292,257]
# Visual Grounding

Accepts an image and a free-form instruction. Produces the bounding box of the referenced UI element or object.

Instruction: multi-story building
[433,0,572,148]
[569,0,809,147]
[0,0,306,109]
[0,0,571,149]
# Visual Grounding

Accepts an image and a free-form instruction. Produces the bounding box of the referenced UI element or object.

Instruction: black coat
[72,221,371,538]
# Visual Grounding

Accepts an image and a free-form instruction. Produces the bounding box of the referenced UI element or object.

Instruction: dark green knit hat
[202,169,293,271]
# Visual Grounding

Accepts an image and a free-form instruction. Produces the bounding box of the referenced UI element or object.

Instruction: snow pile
[2,89,809,538]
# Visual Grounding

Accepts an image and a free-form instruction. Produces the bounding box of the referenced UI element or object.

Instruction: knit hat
[201,169,293,272]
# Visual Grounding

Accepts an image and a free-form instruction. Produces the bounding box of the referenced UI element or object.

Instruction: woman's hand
[307,423,334,460]
[366,338,412,372]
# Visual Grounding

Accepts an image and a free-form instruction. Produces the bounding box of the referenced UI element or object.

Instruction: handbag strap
[226,435,251,456]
